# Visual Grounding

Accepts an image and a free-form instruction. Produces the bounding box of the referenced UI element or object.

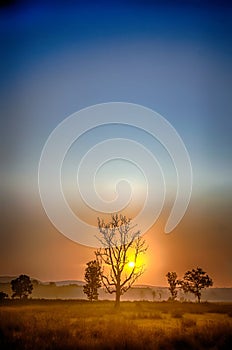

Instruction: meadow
[0,300,232,349]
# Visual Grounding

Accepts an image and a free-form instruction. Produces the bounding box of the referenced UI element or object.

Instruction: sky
[1,0,232,287]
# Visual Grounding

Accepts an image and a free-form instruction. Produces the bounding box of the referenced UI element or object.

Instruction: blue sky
[1,0,231,192]
[1,0,232,285]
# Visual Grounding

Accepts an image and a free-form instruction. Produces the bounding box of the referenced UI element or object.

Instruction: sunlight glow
[128,261,135,268]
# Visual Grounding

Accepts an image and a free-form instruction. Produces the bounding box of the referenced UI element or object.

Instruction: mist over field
[1,277,232,302]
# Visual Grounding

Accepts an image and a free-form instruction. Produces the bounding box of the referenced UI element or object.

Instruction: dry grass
[0,300,232,349]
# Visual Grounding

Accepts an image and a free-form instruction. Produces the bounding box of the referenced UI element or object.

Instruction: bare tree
[95,214,147,307]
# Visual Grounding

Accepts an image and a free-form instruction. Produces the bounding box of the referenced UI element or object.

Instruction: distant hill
[0,276,41,284]
[0,276,84,286]
[0,276,17,284]
[53,280,85,286]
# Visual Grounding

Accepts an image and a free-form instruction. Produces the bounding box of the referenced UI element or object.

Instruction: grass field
[0,300,232,349]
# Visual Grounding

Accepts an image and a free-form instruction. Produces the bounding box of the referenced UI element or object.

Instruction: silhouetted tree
[11,274,33,299]
[166,271,178,301]
[179,267,213,303]
[0,291,8,301]
[95,214,147,307]
[83,260,101,301]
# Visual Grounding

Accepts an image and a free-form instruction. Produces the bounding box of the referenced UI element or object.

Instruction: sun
[128,261,135,268]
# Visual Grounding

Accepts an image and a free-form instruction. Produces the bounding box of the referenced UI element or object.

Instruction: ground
[0,300,232,349]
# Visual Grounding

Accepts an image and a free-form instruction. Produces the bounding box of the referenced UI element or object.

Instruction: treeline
[0,267,214,303]
[166,268,213,303]
[82,262,213,303]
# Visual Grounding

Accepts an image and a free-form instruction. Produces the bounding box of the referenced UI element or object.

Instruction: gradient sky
[1,0,232,287]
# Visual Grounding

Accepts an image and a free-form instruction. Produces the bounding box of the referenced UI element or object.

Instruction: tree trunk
[197,293,201,303]
[115,292,120,307]
[115,285,121,308]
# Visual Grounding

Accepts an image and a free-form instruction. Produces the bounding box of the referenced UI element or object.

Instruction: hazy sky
[1,0,232,287]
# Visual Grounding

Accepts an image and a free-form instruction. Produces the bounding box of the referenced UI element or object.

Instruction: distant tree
[11,274,33,299]
[95,214,147,307]
[179,267,213,303]
[166,272,178,301]
[152,289,156,301]
[0,291,8,301]
[83,260,101,301]
[157,289,163,301]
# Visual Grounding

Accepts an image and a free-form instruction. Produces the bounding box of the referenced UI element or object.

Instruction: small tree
[152,289,156,301]
[11,274,33,299]
[0,291,8,301]
[179,267,213,303]
[83,260,101,301]
[166,272,178,301]
[96,214,147,307]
